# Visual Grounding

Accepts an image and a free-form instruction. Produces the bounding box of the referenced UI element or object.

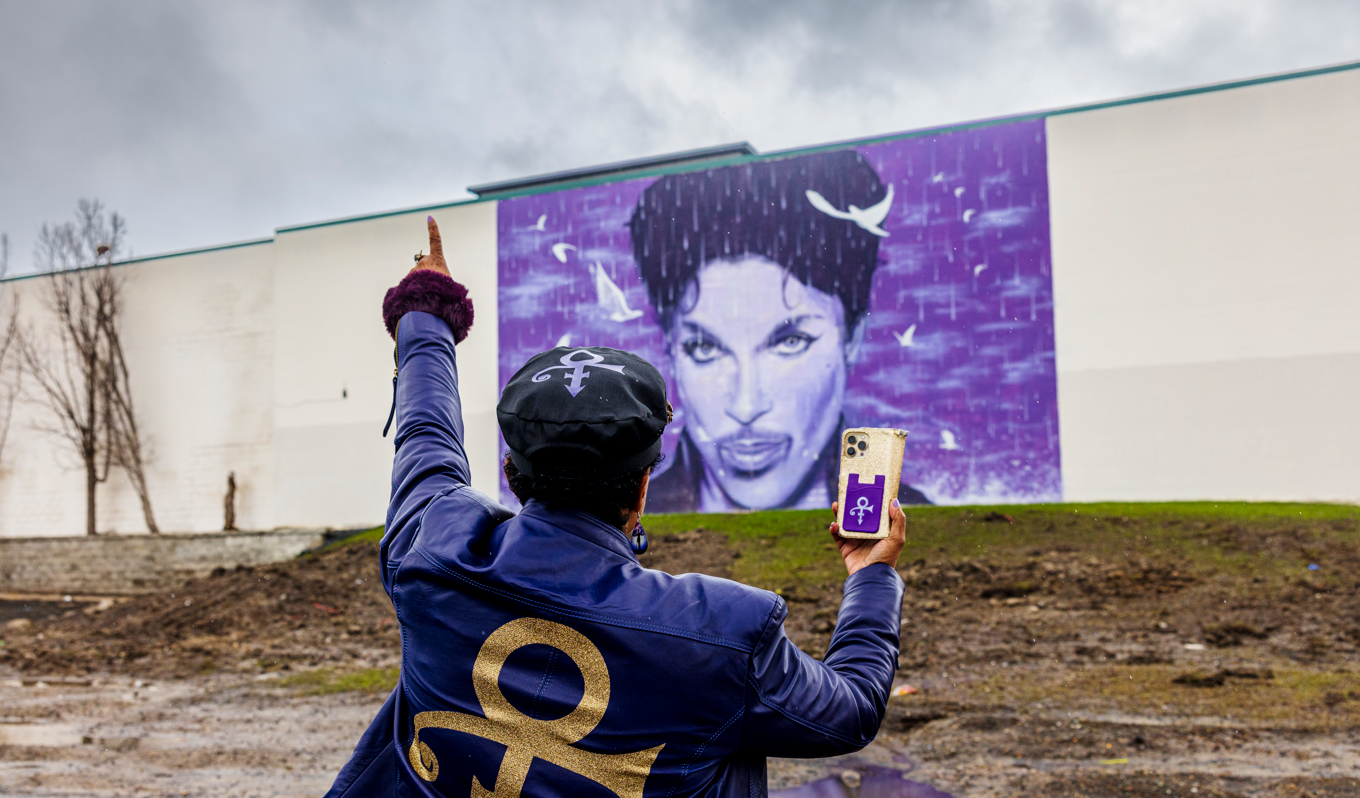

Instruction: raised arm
[738,500,906,756]
[381,218,476,567]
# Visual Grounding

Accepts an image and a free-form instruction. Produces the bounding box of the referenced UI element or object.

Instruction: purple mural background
[497,119,1059,508]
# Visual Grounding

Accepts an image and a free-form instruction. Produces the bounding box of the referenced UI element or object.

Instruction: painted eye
[770,333,815,356]
[682,339,722,364]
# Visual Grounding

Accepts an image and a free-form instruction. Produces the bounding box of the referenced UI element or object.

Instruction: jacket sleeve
[737,563,903,757]
[380,270,476,579]
[322,687,398,798]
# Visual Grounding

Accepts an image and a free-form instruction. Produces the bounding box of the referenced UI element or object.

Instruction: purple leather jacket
[324,273,903,798]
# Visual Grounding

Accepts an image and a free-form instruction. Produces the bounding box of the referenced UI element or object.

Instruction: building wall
[1047,66,1360,502]
[0,199,501,538]
[0,242,277,536]
[269,201,499,531]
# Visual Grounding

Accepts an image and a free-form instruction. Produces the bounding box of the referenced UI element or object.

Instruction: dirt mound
[0,527,808,678]
[900,551,1196,604]
[0,530,751,679]
[1010,771,1360,798]
[0,542,396,678]
[638,528,737,578]
[5,509,1358,680]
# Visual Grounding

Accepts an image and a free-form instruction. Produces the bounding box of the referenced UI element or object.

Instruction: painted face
[670,256,848,510]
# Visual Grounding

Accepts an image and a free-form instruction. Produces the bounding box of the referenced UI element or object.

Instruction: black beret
[497,346,670,477]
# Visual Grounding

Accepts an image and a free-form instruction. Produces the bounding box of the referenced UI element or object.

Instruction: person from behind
[325,217,907,797]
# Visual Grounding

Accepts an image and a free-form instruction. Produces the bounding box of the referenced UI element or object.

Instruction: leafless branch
[21,200,156,534]
[102,299,158,533]
[0,291,19,465]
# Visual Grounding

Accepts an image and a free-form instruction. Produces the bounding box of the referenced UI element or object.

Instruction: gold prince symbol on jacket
[408,617,664,798]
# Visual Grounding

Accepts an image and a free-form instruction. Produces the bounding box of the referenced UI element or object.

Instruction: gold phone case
[836,428,908,540]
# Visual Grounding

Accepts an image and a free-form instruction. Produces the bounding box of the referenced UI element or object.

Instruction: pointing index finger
[427,215,444,260]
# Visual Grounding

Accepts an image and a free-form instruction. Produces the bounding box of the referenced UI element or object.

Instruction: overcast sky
[2,0,1358,274]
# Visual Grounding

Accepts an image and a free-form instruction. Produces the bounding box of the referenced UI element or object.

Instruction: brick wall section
[0,530,326,595]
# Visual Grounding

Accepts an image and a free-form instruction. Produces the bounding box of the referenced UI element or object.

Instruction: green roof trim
[274,195,484,235]
[0,236,274,284]
[469,142,757,196]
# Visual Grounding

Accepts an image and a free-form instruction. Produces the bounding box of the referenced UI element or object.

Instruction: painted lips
[717,432,792,475]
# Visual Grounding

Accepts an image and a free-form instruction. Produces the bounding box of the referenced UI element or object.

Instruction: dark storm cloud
[1,0,1357,273]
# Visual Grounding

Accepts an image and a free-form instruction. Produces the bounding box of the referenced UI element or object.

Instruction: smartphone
[836,427,908,540]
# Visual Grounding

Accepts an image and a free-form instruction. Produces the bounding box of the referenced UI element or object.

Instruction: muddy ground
[1,508,1358,796]
[0,543,397,681]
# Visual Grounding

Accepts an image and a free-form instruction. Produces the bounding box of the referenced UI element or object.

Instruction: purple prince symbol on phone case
[843,473,886,534]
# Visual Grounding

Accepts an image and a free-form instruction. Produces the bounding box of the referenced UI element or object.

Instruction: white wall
[0,242,276,536]
[1048,67,1360,502]
[0,199,501,538]
[269,201,499,530]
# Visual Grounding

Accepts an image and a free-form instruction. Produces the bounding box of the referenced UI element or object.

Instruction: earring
[630,522,648,554]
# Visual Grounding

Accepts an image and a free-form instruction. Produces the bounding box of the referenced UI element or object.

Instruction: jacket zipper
[382,321,399,437]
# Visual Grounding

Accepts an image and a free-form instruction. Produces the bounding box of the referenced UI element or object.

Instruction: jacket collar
[518,499,639,563]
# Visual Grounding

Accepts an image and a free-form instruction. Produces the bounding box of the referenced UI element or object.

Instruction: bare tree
[0,308,18,470]
[20,200,158,534]
[0,234,19,465]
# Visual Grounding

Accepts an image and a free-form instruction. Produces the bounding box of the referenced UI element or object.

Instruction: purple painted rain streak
[497,119,1060,507]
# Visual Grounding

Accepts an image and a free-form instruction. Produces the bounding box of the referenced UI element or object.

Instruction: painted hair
[629,149,886,332]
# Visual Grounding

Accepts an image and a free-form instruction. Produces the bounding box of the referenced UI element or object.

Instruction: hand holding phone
[835,428,907,539]
[829,427,908,576]
[829,497,906,576]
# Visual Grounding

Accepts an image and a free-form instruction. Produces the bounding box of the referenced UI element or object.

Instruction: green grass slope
[645,501,1360,595]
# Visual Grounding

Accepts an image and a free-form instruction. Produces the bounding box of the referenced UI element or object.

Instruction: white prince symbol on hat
[531,349,626,397]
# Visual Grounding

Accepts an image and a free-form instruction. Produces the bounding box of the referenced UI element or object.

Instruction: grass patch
[276,666,399,696]
[302,526,384,557]
[647,502,1359,593]
[646,510,841,593]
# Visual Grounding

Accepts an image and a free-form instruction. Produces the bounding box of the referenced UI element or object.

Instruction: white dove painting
[892,324,917,347]
[589,262,643,322]
[551,242,577,263]
[805,184,894,237]
[939,430,961,450]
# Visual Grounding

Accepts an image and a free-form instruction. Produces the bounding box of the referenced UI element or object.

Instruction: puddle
[1,677,93,688]
[772,766,955,798]
[0,723,83,747]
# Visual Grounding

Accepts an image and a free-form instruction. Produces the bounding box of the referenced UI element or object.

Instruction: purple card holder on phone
[842,473,886,534]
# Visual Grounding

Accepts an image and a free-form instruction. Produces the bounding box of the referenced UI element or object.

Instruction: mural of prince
[497,121,1063,512]
[632,151,930,512]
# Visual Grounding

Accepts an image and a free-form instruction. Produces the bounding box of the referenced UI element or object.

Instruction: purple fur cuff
[382,270,475,343]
